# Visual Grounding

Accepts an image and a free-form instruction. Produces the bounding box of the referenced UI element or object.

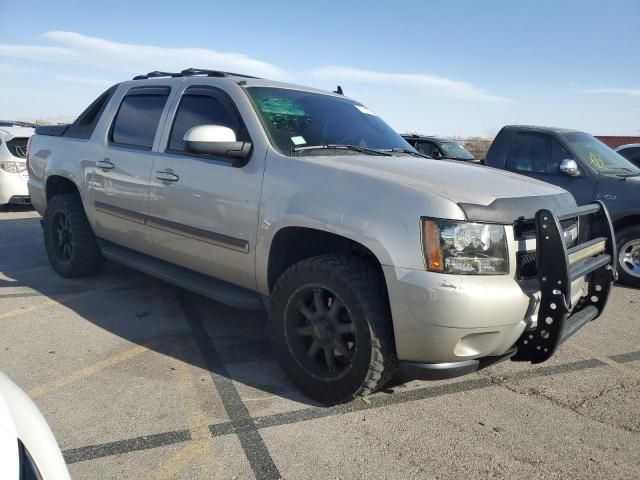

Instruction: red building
[595,136,640,149]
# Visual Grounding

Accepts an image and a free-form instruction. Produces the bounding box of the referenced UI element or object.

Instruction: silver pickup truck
[27,69,616,404]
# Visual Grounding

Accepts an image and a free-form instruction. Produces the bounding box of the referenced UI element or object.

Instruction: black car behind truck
[402,134,478,162]
[484,125,640,286]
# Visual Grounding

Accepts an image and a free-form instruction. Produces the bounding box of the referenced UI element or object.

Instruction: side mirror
[183,125,252,164]
[559,159,581,177]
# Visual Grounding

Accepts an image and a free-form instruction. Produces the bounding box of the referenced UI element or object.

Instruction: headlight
[421,218,509,274]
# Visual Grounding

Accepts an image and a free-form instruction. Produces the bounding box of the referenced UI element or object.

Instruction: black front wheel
[43,194,104,278]
[616,225,640,288]
[270,255,397,404]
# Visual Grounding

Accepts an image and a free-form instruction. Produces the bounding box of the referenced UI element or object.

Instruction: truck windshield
[438,141,475,160]
[564,132,640,174]
[246,87,410,156]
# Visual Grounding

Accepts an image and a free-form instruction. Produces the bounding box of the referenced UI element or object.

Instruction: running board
[99,242,264,310]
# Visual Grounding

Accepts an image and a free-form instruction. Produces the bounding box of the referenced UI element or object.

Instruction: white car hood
[0,373,70,479]
[0,389,19,479]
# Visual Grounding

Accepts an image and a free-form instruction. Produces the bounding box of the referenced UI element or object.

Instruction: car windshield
[564,132,640,174]
[438,141,475,160]
[246,87,410,156]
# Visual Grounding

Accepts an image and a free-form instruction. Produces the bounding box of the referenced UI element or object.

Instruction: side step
[560,305,598,343]
[99,242,264,310]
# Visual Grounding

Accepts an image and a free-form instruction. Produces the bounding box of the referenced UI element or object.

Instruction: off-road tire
[270,254,397,404]
[616,225,640,288]
[43,194,104,278]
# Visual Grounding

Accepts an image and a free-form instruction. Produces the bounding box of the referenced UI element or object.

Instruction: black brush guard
[513,201,616,364]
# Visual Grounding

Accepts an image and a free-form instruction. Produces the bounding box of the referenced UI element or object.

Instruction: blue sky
[0,0,638,136]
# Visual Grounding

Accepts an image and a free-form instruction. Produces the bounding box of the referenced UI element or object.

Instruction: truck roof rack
[132,68,261,80]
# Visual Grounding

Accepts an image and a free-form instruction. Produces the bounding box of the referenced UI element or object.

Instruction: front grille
[515,218,580,279]
[515,219,579,240]
[517,251,537,279]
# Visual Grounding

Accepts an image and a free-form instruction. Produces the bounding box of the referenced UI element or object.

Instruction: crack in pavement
[487,373,640,434]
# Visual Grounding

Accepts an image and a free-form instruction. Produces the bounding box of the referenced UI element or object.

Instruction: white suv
[0,121,34,206]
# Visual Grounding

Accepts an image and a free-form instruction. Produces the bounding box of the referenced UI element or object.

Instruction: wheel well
[613,215,640,233]
[46,176,79,201]
[267,227,384,292]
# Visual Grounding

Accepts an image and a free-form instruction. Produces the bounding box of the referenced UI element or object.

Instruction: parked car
[401,134,478,162]
[0,121,34,206]
[27,69,615,404]
[616,144,640,168]
[484,125,640,286]
[0,372,70,479]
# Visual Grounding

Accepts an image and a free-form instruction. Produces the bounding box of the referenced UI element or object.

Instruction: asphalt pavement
[1,206,639,479]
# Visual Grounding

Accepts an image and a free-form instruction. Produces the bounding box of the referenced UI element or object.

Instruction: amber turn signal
[422,219,443,272]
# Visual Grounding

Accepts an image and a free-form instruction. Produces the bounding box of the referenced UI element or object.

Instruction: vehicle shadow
[0,215,321,408]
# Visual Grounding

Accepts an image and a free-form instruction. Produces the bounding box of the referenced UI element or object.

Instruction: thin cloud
[581,87,640,97]
[0,63,35,73]
[0,31,288,80]
[53,74,115,87]
[308,66,513,104]
[0,31,513,109]
[0,32,510,105]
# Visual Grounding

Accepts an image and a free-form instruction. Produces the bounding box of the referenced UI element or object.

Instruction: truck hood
[319,154,570,205]
[307,154,577,223]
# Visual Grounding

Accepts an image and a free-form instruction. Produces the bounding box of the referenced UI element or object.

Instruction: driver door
[146,85,264,290]
[505,132,596,205]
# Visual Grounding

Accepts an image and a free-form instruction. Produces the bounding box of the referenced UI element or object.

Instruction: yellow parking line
[145,338,219,479]
[0,281,134,320]
[0,299,60,320]
[174,358,213,441]
[28,345,148,399]
[144,440,210,480]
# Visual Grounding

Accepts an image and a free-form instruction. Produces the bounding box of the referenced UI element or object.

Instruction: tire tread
[44,194,103,278]
[270,254,397,403]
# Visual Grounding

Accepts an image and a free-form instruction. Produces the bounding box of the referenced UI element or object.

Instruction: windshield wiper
[377,148,431,159]
[292,144,392,156]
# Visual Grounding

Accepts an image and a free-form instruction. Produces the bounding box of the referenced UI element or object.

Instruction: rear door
[147,84,264,290]
[505,132,596,205]
[92,85,172,255]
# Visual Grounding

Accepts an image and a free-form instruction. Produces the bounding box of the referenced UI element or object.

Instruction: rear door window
[65,85,118,139]
[5,137,28,159]
[506,133,549,173]
[111,87,170,149]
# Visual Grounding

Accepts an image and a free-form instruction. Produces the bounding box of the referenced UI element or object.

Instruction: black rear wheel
[270,254,397,404]
[43,194,104,278]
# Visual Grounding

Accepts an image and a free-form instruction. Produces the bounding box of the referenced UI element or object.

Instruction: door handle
[96,159,115,171]
[155,169,180,183]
